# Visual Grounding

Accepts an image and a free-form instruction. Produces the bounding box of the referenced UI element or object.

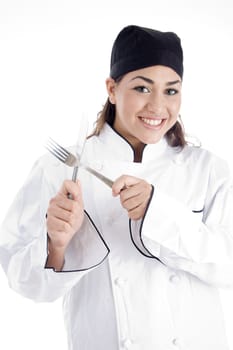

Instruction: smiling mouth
[140,117,164,127]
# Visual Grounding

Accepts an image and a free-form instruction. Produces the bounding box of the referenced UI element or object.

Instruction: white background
[0,0,233,349]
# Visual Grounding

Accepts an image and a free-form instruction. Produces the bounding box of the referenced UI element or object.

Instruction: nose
[146,92,165,114]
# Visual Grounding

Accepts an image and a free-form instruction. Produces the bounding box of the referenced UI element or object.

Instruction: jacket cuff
[45,210,110,273]
[129,185,163,263]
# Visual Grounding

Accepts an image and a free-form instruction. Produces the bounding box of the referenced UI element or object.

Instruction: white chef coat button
[115,277,126,286]
[173,156,182,165]
[172,337,179,346]
[121,338,132,349]
[169,274,180,284]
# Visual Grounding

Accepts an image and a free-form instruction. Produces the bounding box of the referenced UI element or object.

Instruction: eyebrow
[130,75,181,86]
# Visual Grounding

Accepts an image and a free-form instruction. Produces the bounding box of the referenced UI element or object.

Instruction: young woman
[1,25,233,350]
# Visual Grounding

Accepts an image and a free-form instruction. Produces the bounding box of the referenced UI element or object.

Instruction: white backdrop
[0,0,233,349]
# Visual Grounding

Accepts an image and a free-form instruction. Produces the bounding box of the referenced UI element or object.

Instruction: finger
[47,216,73,235]
[119,182,142,203]
[112,175,140,196]
[120,182,152,219]
[59,180,81,201]
[47,226,73,249]
[49,194,80,212]
[47,205,76,223]
[121,191,145,211]
[128,204,146,220]
[120,181,151,204]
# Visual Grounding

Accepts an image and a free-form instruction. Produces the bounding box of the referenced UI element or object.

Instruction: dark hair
[89,98,187,148]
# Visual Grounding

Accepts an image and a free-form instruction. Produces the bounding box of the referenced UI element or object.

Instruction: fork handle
[72,166,79,182]
[67,167,79,200]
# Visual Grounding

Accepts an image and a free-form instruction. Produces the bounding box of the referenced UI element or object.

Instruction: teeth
[141,118,163,126]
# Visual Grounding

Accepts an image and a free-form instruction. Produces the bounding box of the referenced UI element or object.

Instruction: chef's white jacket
[1,123,233,349]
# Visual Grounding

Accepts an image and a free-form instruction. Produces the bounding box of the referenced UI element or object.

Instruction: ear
[106,77,116,104]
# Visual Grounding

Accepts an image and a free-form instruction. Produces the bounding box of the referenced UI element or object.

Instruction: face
[106,65,182,150]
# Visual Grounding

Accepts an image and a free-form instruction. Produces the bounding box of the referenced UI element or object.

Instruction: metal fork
[45,138,114,188]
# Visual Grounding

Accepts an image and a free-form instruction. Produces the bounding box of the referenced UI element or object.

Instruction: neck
[133,143,146,162]
[111,124,146,162]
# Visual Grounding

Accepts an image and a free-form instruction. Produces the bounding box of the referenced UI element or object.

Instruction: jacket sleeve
[0,157,109,302]
[130,155,233,288]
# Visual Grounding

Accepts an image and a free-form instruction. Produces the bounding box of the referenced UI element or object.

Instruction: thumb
[59,180,81,201]
[112,175,140,196]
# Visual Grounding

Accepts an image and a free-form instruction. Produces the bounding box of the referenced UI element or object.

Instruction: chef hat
[110,25,183,80]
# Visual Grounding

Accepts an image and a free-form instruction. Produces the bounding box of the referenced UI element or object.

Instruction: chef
[1,25,233,350]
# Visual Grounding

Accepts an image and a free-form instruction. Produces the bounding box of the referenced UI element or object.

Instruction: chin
[143,134,164,145]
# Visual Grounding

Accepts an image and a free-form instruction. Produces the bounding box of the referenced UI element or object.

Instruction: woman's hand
[112,175,152,220]
[46,180,84,270]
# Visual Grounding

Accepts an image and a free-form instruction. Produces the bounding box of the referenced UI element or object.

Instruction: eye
[133,86,150,93]
[166,88,178,96]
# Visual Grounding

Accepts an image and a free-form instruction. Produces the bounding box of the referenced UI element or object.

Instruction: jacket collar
[98,123,170,163]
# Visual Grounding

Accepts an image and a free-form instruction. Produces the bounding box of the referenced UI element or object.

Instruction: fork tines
[45,137,70,163]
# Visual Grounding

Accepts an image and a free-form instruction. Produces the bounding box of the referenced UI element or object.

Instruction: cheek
[169,98,181,116]
[116,93,138,115]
